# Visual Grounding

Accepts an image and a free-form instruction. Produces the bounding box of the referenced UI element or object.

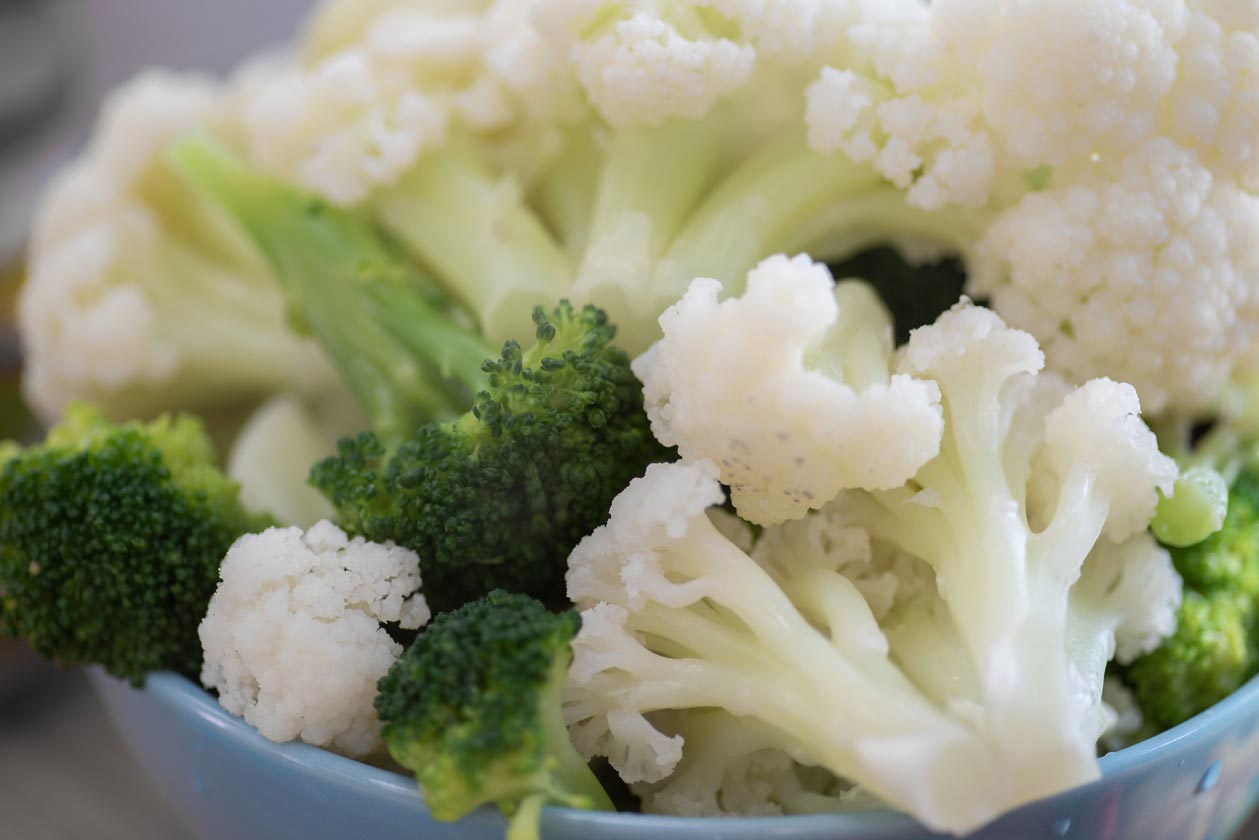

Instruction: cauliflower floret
[238,51,449,206]
[633,709,854,817]
[563,460,1004,833]
[240,0,583,205]
[931,0,1182,169]
[1067,532,1182,745]
[840,301,1177,798]
[971,138,1259,415]
[198,521,430,757]
[806,69,995,210]
[18,70,334,422]
[753,508,934,627]
[535,0,842,126]
[632,254,942,526]
[804,1,997,210]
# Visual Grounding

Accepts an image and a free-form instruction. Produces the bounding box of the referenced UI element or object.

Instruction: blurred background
[3,2,1259,839]
[0,1,314,837]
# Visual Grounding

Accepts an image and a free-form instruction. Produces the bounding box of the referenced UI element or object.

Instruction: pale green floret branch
[1152,466,1230,548]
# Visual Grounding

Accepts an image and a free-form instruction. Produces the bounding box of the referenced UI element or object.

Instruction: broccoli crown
[1127,466,1259,729]
[1125,590,1258,732]
[312,302,671,613]
[0,404,268,685]
[376,590,610,834]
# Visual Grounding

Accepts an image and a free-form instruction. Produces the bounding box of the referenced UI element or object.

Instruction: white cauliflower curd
[199,521,430,756]
[633,254,943,525]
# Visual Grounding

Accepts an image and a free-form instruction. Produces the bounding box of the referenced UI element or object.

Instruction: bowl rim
[121,669,1259,834]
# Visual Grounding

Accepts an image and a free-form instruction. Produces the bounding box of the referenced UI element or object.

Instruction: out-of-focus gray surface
[0,0,320,261]
[0,653,193,839]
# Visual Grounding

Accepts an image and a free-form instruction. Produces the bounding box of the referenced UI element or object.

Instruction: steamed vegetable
[377,590,613,840]
[567,284,1180,833]
[0,404,268,684]
[1128,464,1259,731]
[175,141,670,613]
[18,72,337,423]
[9,0,1259,837]
[199,520,430,756]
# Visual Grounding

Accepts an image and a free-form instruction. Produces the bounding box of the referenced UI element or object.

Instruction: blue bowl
[90,670,1259,840]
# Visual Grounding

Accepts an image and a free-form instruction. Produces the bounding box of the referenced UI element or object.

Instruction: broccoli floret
[376,591,613,840]
[1127,467,1259,730]
[1125,591,1257,733]
[313,302,668,613]
[0,403,269,684]
[173,139,670,613]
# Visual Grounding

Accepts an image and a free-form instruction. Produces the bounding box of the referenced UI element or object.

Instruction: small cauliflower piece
[753,506,935,637]
[199,521,430,757]
[1068,532,1183,743]
[236,50,450,206]
[633,254,942,525]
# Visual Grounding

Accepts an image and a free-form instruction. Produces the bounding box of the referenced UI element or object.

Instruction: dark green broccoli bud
[312,302,671,613]
[1126,466,1259,730]
[0,404,270,685]
[827,246,971,345]
[376,591,612,840]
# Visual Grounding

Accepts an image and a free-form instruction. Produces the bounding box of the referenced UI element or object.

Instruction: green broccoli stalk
[1127,465,1259,730]
[171,138,496,447]
[376,591,613,840]
[172,139,670,612]
[0,403,270,684]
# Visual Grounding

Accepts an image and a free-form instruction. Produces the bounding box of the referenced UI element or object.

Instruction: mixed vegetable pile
[3,0,1259,837]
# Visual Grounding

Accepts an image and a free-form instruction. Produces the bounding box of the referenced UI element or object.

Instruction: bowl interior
[91,669,1259,840]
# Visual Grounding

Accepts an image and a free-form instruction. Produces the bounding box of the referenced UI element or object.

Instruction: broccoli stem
[540,657,617,810]
[373,145,574,345]
[503,656,613,840]
[171,139,496,447]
